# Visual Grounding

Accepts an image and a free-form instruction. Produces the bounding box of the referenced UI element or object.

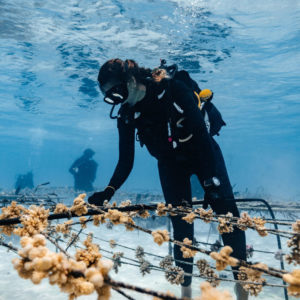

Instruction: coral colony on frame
[1,193,300,299]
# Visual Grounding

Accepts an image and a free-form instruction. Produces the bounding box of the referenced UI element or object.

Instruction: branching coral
[112,252,123,273]
[196,259,219,287]
[238,263,268,296]
[160,255,174,269]
[286,220,300,265]
[54,203,69,214]
[93,214,106,226]
[79,216,87,229]
[56,220,73,234]
[111,202,118,208]
[0,201,26,235]
[156,203,167,217]
[135,246,145,261]
[109,240,116,249]
[102,209,136,231]
[139,259,151,276]
[217,213,234,234]
[95,284,111,300]
[253,217,268,237]
[182,212,196,224]
[68,232,80,247]
[104,209,128,225]
[283,269,300,297]
[210,246,238,271]
[12,234,113,300]
[204,267,220,287]
[70,194,88,216]
[0,201,26,219]
[124,217,135,231]
[5,198,298,300]
[180,238,198,258]
[237,268,248,281]
[119,200,131,207]
[292,221,300,233]
[75,234,102,267]
[152,230,170,246]
[138,209,150,219]
[195,208,213,223]
[14,205,49,237]
[165,266,184,285]
[237,212,254,231]
[167,205,177,217]
[194,282,233,300]
[197,259,209,274]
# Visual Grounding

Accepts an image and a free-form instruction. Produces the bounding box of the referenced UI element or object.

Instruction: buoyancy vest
[117,66,226,159]
[171,68,226,137]
[117,87,173,160]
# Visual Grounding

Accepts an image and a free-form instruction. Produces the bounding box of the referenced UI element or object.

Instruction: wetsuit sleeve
[171,80,216,179]
[108,118,135,190]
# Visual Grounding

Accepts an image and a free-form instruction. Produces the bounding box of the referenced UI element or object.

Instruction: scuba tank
[158,59,226,136]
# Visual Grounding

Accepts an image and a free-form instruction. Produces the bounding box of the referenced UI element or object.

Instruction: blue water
[0,0,299,199]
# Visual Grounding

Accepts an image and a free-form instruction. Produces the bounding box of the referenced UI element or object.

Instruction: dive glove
[88,186,115,206]
[203,177,221,209]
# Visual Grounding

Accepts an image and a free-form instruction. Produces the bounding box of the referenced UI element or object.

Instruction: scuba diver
[88,58,248,300]
[15,171,34,194]
[69,148,98,192]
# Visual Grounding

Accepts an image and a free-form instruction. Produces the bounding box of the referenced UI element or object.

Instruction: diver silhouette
[15,171,34,194]
[69,148,98,192]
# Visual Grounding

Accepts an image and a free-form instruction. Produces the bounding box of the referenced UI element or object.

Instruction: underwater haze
[0,0,299,200]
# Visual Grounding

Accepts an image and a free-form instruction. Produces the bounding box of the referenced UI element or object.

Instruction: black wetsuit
[108,79,246,286]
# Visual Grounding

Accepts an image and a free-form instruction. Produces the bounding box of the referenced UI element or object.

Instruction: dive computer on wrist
[203,177,220,188]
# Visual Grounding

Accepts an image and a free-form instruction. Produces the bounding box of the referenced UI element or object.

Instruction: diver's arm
[69,158,81,175]
[88,120,135,206]
[171,80,216,179]
[108,118,135,190]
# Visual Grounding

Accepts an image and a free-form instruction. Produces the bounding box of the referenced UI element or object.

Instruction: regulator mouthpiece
[101,83,129,105]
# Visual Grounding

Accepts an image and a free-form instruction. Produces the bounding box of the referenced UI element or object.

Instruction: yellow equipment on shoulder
[194,89,213,108]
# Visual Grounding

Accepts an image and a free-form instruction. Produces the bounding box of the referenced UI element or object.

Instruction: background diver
[15,171,34,195]
[69,148,98,192]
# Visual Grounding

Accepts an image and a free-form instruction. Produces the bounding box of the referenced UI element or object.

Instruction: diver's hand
[88,186,115,206]
[203,187,221,209]
[203,177,221,209]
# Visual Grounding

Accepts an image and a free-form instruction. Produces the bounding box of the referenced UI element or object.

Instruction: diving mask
[101,83,129,105]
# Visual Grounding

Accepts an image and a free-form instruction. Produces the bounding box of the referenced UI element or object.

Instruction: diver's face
[99,80,128,105]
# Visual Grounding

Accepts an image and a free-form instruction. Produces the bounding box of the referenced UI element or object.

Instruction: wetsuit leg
[158,160,193,286]
[197,139,246,278]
